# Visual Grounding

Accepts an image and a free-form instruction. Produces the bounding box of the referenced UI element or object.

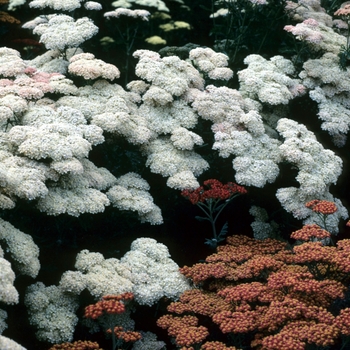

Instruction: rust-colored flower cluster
[181,179,247,205]
[290,224,331,241]
[106,326,142,342]
[305,200,337,215]
[0,11,20,24]
[157,314,209,347]
[84,292,134,319]
[160,234,350,349]
[49,340,103,350]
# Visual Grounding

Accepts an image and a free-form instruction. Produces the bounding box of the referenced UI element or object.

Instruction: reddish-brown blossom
[48,340,102,350]
[180,262,233,284]
[181,179,247,204]
[106,326,142,342]
[335,308,350,335]
[84,293,133,319]
[164,235,350,350]
[201,341,239,350]
[305,200,337,215]
[232,255,285,280]
[157,315,209,347]
[218,282,267,303]
[167,289,231,317]
[291,224,331,241]
[212,310,258,333]
[258,332,305,350]
[0,11,20,24]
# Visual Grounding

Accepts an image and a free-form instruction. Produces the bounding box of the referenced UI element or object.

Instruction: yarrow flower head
[291,224,331,241]
[104,8,150,21]
[49,340,103,349]
[181,179,247,205]
[181,180,247,248]
[84,292,134,319]
[305,199,338,215]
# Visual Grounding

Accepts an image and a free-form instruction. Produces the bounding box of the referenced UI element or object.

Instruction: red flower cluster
[305,200,337,215]
[106,326,142,342]
[181,179,247,204]
[290,224,331,241]
[49,340,102,350]
[84,292,134,319]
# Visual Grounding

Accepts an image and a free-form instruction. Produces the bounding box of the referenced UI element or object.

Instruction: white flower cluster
[33,15,99,50]
[111,0,170,12]
[300,53,350,146]
[238,54,305,105]
[0,256,18,305]
[68,53,120,81]
[0,48,26,77]
[276,118,348,229]
[132,331,166,350]
[59,80,152,145]
[0,336,26,350]
[107,172,163,224]
[0,309,7,334]
[60,238,191,305]
[133,49,204,97]
[23,237,191,342]
[127,50,209,189]
[142,137,209,189]
[104,8,151,21]
[120,237,191,306]
[249,206,280,240]
[191,85,281,187]
[24,282,79,343]
[29,0,83,11]
[0,218,40,278]
[189,47,233,81]
[59,250,133,298]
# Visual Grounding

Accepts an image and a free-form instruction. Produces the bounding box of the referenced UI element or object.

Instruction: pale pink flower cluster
[0,67,61,100]
[284,19,324,43]
[285,0,333,26]
[104,8,151,21]
[68,53,120,81]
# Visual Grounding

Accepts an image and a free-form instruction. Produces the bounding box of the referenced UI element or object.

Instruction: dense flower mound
[160,234,350,349]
